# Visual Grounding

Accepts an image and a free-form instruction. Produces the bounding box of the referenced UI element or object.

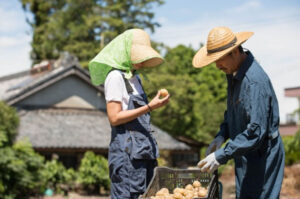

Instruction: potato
[193,192,199,198]
[173,187,185,195]
[173,192,183,199]
[173,188,181,194]
[185,184,194,191]
[179,188,185,195]
[156,188,169,197]
[168,194,174,199]
[193,180,201,188]
[159,88,169,97]
[182,189,189,196]
[161,188,170,194]
[185,193,194,199]
[198,187,208,197]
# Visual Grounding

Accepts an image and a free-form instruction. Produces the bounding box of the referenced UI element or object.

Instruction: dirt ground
[31,164,300,199]
[219,163,300,199]
[37,193,109,199]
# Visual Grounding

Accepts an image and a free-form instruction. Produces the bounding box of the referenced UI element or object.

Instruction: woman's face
[132,62,144,70]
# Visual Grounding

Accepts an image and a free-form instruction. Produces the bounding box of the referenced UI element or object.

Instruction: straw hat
[192,27,254,68]
[131,29,164,67]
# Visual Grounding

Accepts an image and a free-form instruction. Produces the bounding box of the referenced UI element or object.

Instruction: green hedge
[282,130,300,165]
[0,102,45,199]
[77,151,110,193]
[0,102,111,198]
[41,159,76,195]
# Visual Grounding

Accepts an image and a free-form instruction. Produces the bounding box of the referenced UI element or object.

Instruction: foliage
[41,159,76,194]
[20,0,164,67]
[0,101,19,147]
[77,151,110,193]
[142,45,227,144]
[282,131,300,165]
[0,102,45,199]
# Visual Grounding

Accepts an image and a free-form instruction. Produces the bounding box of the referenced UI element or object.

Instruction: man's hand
[205,136,224,156]
[197,153,220,173]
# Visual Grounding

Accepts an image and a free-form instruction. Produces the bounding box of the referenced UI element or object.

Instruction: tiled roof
[0,65,104,105]
[17,109,191,151]
[0,70,32,101]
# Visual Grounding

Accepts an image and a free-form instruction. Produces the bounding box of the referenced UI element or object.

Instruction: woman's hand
[107,90,170,126]
[148,90,170,111]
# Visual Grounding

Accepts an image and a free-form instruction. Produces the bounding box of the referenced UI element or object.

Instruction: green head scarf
[89,29,164,85]
[89,30,133,86]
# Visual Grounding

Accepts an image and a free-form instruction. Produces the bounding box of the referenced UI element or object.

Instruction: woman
[89,29,169,199]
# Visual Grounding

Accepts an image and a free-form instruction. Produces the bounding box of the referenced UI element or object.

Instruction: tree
[0,101,45,198]
[20,0,164,67]
[142,45,227,144]
[0,101,19,147]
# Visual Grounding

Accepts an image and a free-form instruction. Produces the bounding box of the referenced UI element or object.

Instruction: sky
[0,0,300,123]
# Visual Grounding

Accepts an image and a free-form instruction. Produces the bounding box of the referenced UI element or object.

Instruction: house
[0,59,197,168]
[279,86,300,136]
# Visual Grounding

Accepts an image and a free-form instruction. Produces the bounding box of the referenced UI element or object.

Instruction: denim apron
[108,74,158,199]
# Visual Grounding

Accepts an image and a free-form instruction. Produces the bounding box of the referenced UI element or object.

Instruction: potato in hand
[159,88,169,98]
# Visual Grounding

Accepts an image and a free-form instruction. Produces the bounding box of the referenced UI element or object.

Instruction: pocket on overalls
[130,131,156,160]
[109,139,125,182]
[129,166,147,193]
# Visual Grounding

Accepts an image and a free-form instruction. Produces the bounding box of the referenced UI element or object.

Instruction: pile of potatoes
[150,180,208,199]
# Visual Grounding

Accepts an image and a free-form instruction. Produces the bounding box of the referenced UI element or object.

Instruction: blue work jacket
[215,51,285,199]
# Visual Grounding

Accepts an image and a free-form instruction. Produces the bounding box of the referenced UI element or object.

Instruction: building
[0,61,198,168]
[279,86,300,136]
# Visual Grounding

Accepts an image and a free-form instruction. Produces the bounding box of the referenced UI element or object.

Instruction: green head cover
[88,30,134,86]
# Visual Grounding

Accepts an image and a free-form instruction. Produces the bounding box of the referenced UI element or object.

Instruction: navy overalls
[108,74,158,199]
[215,51,285,199]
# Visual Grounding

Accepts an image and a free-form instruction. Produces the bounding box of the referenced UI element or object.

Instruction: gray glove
[205,136,224,156]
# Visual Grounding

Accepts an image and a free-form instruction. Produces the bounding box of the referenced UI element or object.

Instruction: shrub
[283,131,300,165]
[41,159,76,195]
[77,151,110,194]
[0,101,44,199]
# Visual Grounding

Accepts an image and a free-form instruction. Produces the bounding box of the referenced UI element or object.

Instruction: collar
[233,51,254,81]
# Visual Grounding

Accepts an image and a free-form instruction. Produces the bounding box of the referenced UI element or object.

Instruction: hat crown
[206,27,236,51]
[132,29,151,46]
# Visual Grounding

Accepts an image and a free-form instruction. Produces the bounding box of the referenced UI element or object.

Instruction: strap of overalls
[122,72,150,110]
[121,74,134,94]
[107,69,134,94]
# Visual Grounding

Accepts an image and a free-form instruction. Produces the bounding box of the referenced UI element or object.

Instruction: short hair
[238,45,244,53]
[226,45,244,58]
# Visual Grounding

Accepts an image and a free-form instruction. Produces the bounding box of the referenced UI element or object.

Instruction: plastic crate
[140,167,219,199]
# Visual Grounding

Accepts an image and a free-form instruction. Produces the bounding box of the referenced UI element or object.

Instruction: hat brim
[192,32,254,68]
[131,44,164,67]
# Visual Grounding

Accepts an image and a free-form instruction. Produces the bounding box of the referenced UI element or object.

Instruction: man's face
[215,49,240,74]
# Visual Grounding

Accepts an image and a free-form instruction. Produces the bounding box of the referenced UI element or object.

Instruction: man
[193,26,285,199]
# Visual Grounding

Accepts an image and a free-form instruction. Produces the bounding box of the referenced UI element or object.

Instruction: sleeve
[104,71,124,103]
[215,83,270,164]
[216,111,230,140]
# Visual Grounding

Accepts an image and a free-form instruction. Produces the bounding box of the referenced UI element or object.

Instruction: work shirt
[215,51,285,199]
